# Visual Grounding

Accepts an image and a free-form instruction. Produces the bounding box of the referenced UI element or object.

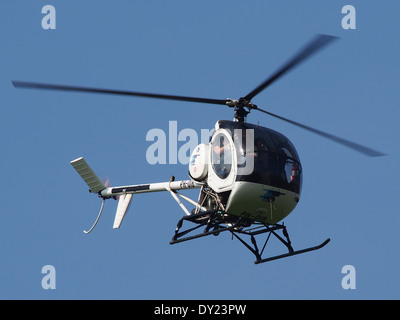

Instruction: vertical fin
[113,193,133,229]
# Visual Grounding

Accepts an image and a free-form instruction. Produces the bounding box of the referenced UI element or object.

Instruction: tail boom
[100,180,201,198]
[71,156,202,232]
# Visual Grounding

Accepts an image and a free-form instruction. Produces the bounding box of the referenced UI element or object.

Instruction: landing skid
[251,237,330,264]
[170,211,330,264]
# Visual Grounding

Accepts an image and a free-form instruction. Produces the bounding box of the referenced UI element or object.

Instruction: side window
[281,147,302,189]
[282,148,294,183]
[211,133,232,179]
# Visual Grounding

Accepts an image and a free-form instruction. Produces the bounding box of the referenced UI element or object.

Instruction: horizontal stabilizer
[113,193,133,229]
[70,157,106,193]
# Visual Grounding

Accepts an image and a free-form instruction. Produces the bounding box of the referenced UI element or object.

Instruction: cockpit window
[211,133,232,179]
[271,132,302,193]
[282,148,295,183]
[283,158,301,186]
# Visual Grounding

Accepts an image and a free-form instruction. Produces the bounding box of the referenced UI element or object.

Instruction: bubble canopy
[215,120,302,195]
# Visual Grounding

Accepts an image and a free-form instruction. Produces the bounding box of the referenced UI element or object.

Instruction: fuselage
[205,120,302,224]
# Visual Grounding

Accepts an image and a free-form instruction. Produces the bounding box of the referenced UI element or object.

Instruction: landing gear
[231,224,330,264]
[170,212,330,264]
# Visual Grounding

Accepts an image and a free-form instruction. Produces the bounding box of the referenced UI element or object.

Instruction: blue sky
[1,1,399,299]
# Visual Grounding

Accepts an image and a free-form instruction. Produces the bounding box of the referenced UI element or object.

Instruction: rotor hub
[226,98,257,122]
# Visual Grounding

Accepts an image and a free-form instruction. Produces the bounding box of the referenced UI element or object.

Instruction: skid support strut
[170,210,240,244]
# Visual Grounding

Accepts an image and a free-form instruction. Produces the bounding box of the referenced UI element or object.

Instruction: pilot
[254,137,267,157]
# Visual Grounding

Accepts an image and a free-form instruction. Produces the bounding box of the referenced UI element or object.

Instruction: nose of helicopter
[225,181,300,224]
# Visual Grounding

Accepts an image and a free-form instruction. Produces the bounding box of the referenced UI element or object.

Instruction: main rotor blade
[12,81,228,106]
[244,34,338,102]
[254,106,385,157]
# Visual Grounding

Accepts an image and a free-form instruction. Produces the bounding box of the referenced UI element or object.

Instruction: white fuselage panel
[225,181,300,224]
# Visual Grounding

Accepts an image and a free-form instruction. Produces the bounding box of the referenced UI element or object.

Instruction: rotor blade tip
[12,80,30,89]
[317,34,339,41]
[370,151,387,157]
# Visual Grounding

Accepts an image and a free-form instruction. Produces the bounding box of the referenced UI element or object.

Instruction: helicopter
[12,34,385,264]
